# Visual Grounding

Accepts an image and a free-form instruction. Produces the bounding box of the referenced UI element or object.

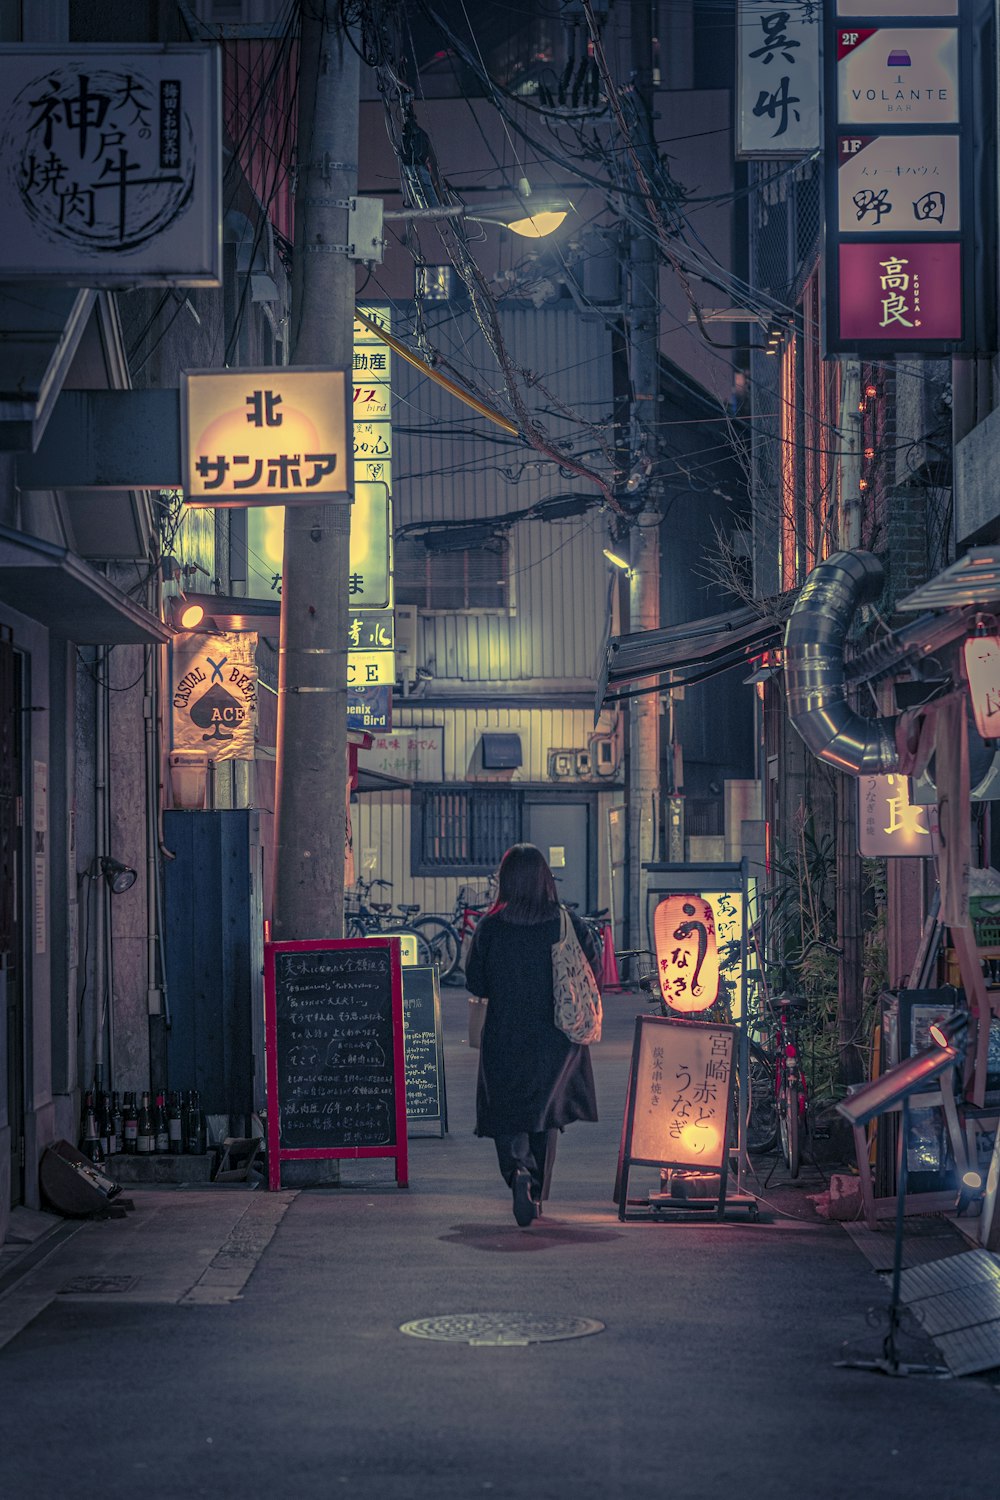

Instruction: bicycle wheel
[746,1058,778,1154]
[411,917,460,979]
[779,1078,800,1178]
[346,916,369,941]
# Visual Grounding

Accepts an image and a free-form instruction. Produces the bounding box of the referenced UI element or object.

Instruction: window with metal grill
[412,787,522,875]
[394,535,508,611]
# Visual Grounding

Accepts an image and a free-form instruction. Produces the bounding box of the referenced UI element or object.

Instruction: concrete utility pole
[272,5,358,940]
[626,0,662,948]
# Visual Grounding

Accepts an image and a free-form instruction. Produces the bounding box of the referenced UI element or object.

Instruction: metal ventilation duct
[784,550,899,776]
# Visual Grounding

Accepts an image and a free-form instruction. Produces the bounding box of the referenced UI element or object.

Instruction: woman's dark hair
[492,843,560,925]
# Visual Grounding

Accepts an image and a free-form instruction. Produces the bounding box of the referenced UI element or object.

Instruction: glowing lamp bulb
[505,209,568,239]
[178,600,205,630]
[963,1169,983,1190]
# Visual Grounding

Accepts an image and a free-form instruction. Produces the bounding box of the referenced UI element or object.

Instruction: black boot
[512,1167,535,1227]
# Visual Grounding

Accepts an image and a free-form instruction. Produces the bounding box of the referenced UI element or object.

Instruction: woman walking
[465,844,601,1227]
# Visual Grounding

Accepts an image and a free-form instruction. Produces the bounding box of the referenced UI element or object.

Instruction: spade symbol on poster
[189,683,244,742]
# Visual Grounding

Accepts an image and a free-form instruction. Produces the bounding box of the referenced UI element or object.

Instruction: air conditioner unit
[394,605,418,684]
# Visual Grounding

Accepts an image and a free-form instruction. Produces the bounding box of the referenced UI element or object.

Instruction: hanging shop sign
[735,1,820,158]
[357,728,446,784]
[653,895,721,1015]
[182,367,348,506]
[823,3,995,355]
[171,631,257,761]
[835,133,961,235]
[348,609,393,652]
[835,27,959,126]
[348,481,391,608]
[964,636,1000,742]
[858,772,934,856]
[0,45,221,284]
[347,684,391,733]
[838,0,957,11]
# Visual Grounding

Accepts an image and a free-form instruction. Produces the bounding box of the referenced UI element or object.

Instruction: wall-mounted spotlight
[603,548,634,580]
[928,1010,969,1050]
[166,594,205,631]
[100,856,138,895]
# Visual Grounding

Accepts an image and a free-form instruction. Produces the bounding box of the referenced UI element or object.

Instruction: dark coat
[465,907,600,1138]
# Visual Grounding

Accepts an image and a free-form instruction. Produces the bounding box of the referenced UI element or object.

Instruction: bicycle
[412,880,497,985]
[346,877,436,966]
[753,993,810,1177]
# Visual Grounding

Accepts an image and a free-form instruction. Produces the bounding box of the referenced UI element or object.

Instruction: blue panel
[163,810,258,1119]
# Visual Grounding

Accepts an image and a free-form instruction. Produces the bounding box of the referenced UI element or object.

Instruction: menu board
[628,1017,734,1169]
[615,1015,736,1220]
[402,966,447,1136]
[264,938,407,1188]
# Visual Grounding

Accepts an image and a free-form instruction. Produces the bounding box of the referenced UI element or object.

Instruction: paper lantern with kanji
[653,895,719,1014]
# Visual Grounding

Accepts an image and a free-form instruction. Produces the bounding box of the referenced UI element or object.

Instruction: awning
[597,602,783,713]
[182,592,281,634]
[0,286,96,451]
[0,525,169,645]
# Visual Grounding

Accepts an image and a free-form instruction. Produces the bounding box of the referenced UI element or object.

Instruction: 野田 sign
[736,0,820,159]
[182,367,347,506]
[858,773,934,857]
[837,134,961,234]
[0,45,220,284]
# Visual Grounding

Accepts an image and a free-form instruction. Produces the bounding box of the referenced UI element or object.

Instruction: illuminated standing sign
[182,367,347,506]
[858,773,934,857]
[823,2,994,355]
[0,46,220,284]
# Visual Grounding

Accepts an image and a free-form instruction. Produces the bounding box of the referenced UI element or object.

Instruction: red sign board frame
[264,936,409,1190]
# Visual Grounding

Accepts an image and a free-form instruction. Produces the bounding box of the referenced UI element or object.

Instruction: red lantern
[653,895,720,1014]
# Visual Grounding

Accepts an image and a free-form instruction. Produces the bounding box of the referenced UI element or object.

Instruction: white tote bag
[552,908,602,1045]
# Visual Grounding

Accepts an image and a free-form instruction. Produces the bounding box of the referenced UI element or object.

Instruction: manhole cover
[59,1275,138,1295]
[399,1313,605,1346]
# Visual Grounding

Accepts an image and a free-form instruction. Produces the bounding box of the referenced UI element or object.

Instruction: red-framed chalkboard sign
[264,937,408,1190]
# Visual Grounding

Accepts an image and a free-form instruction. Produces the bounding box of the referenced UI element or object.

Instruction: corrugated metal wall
[393,307,614,685]
[354,703,624,918]
[354,787,624,923]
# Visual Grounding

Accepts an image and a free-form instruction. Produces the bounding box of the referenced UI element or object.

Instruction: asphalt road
[1,982,998,1500]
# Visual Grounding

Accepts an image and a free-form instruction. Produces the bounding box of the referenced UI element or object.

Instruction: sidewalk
[1,982,999,1500]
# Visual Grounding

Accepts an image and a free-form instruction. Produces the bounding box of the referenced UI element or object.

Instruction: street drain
[399,1313,605,1346]
[59,1275,138,1295]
